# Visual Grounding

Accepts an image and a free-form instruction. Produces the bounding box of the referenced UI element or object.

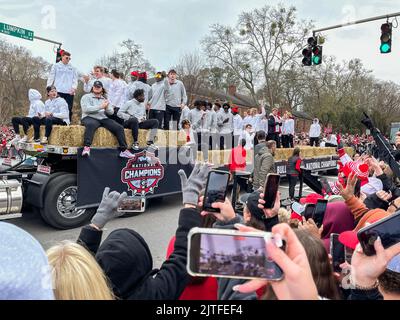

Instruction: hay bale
[20,125,185,148]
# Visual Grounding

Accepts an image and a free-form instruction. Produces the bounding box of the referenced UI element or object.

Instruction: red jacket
[229,146,247,172]
[166,236,218,300]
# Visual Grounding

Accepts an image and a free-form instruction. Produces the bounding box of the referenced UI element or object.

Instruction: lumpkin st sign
[0,22,34,41]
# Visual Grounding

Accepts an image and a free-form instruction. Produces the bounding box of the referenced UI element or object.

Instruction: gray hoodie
[188,108,210,133]
[27,89,45,118]
[165,80,187,108]
[81,93,114,120]
[149,79,169,111]
[118,98,146,122]
[125,81,152,104]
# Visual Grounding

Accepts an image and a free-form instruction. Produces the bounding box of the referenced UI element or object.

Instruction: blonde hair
[47,241,114,300]
[278,208,291,224]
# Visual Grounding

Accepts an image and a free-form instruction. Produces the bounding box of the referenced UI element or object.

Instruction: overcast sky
[0,0,399,83]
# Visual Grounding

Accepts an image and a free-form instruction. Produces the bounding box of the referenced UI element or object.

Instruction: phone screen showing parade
[203,171,230,213]
[189,233,284,280]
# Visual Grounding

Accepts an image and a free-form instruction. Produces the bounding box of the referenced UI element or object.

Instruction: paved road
[1,172,337,268]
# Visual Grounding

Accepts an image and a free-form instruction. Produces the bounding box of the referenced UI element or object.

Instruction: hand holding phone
[263,174,280,209]
[313,199,328,228]
[357,211,400,256]
[188,228,285,281]
[330,233,345,273]
[202,170,230,213]
[117,196,146,213]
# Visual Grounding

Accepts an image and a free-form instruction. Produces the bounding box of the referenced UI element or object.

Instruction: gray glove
[178,163,211,206]
[91,187,128,229]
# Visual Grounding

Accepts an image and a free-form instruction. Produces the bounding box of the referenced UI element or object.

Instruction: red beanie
[139,72,147,80]
[131,71,139,77]
[342,161,369,181]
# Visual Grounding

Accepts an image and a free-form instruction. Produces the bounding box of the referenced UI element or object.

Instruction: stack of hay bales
[20,125,186,148]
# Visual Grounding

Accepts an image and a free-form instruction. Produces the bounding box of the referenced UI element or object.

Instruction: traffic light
[56,47,64,63]
[302,47,312,66]
[380,22,392,54]
[302,37,323,66]
[312,45,323,65]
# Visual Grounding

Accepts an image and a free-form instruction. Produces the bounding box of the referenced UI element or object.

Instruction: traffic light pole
[34,35,62,48]
[313,11,400,37]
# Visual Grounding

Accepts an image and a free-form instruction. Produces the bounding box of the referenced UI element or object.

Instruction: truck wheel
[41,173,96,229]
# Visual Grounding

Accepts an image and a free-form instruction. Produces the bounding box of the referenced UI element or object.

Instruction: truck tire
[41,173,96,229]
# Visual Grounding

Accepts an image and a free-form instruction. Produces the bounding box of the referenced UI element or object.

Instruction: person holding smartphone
[74,163,210,300]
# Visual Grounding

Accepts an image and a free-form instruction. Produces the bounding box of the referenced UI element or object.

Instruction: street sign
[0,22,34,41]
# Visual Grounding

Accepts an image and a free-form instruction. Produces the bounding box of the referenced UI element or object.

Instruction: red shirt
[229,146,247,172]
[166,237,218,300]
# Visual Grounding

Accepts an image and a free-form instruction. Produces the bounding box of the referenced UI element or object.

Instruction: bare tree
[202,4,314,107]
[174,52,208,104]
[98,39,155,80]
[0,39,49,124]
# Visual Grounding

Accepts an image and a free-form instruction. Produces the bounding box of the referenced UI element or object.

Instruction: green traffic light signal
[380,23,392,54]
[380,43,391,53]
[312,56,321,64]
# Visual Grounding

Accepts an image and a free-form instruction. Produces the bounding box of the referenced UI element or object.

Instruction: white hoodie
[309,119,321,138]
[27,89,45,118]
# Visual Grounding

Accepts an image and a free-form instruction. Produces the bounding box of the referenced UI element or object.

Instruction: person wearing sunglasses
[47,51,78,122]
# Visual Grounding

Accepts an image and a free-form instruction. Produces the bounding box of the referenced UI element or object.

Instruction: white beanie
[0,222,54,300]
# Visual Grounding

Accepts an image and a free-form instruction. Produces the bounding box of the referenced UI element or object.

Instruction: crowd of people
[1,131,400,300]
[3,49,371,159]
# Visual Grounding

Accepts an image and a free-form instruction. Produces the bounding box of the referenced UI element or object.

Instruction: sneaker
[147,141,158,150]
[119,150,136,159]
[82,146,91,157]
[34,138,41,143]
[132,142,140,151]
[40,137,48,144]
[20,136,29,143]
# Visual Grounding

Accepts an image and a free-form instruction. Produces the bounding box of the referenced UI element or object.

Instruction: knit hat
[342,161,369,181]
[130,70,139,77]
[0,222,54,300]
[232,107,239,113]
[291,202,305,220]
[139,72,147,80]
[299,193,324,205]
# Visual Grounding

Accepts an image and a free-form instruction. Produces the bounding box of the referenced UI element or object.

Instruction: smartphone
[187,228,285,281]
[263,174,280,209]
[357,211,400,256]
[330,233,345,273]
[313,199,328,227]
[202,170,230,213]
[320,178,333,195]
[117,196,146,213]
[303,204,315,220]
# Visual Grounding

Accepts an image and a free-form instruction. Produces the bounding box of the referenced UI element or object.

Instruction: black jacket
[77,208,201,300]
